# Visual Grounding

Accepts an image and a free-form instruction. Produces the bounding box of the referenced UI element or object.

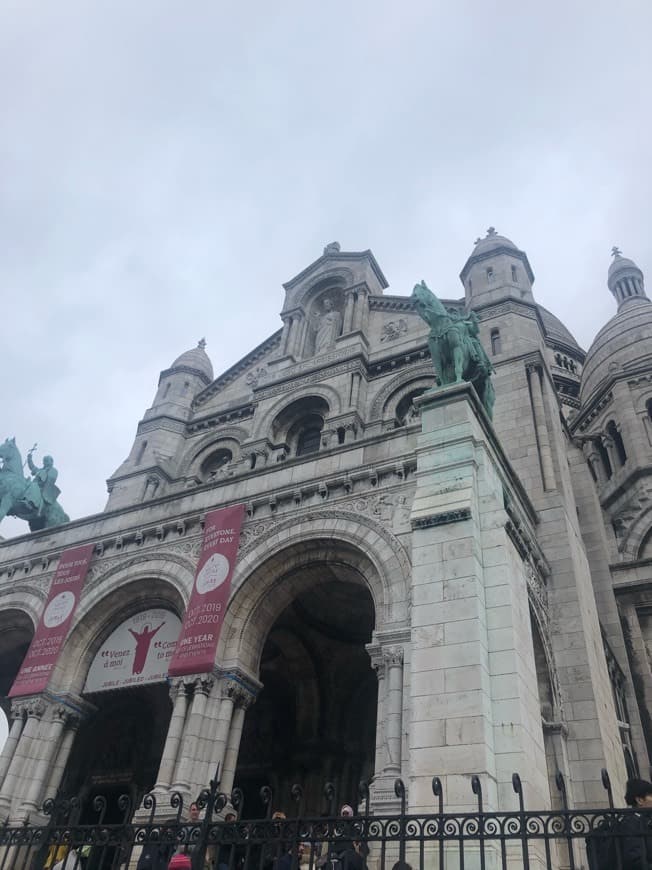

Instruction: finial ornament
[486,227,497,237]
[474,237,482,245]
[198,338,207,350]
[323,241,341,255]
[611,246,622,259]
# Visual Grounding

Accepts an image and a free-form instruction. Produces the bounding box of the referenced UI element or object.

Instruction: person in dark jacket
[622,778,652,869]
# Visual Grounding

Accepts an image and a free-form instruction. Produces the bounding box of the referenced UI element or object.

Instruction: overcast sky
[1,0,651,547]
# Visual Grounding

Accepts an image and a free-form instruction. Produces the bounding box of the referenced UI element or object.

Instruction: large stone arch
[0,591,40,716]
[620,508,652,561]
[292,268,355,309]
[0,585,44,631]
[369,365,434,421]
[251,386,342,443]
[51,555,192,695]
[179,426,250,478]
[221,511,410,674]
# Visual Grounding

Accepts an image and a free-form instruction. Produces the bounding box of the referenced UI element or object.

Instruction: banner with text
[84,608,182,693]
[168,503,245,676]
[10,543,95,697]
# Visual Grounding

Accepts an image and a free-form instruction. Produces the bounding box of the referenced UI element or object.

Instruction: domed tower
[460,227,535,307]
[608,246,647,309]
[147,339,214,419]
[106,340,214,510]
[574,249,652,552]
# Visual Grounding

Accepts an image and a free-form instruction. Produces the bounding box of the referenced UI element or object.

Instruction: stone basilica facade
[1,232,652,825]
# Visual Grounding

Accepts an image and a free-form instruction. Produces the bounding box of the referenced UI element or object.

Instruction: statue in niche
[313,297,343,355]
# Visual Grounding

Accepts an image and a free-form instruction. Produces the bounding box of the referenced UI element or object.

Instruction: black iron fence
[1,768,651,870]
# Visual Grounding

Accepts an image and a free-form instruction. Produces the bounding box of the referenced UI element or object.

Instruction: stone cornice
[460,244,535,284]
[193,331,282,409]
[282,249,388,291]
[187,402,255,434]
[158,365,212,387]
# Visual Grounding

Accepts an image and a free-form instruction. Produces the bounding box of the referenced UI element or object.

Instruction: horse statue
[412,280,496,419]
[0,438,70,532]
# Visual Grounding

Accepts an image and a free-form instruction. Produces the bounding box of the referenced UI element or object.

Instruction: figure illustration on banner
[128,622,165,675]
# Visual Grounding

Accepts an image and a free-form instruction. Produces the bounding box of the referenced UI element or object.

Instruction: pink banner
[10,543,94,697]
[168,504,245,677]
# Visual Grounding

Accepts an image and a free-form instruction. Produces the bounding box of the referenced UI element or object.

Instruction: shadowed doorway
[235,579,377,816]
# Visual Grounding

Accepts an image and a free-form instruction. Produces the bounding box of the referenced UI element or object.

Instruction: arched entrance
[64,684,171,820]
[235,578,377,816]
[0,608,34,715]
[63,606,181,820]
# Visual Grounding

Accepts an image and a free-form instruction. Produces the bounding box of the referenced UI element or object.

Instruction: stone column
[0,699,45,818]
[527,364,556,491]
[171,675,214,794]
[205,679,238,784]
[280,317,293,355]
[383,648,404,774]
[0,704,25,791]
[583,443,606,486]
[342,290,355,334]
[154,680,189,791]
[353,290,366,332]
[372,661,386,775]
[20,706,68,815]
[349,371,361,408]
[220,689,255,795]
[602,436,618,474]
[44,712,82,799]
[289,313,307,359]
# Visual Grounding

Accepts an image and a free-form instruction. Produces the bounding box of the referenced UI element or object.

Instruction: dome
[537,305,584,354]
[471,227,518,257]
[608,255,639,279]
[579,297,652,404]
[170,339,214,381]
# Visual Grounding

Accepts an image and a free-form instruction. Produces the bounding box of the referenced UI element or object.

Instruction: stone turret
[608,247,648,310]
[105,340,214,510]
[460,227,535,307]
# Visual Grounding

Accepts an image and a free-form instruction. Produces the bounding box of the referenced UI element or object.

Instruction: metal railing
[1,768,650,870]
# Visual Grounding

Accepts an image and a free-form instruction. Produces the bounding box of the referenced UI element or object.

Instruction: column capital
[183,674,215,696]
[382,646,404,667]
[9,700,26,720]
[25,698,47,719]
[222,677,257,709]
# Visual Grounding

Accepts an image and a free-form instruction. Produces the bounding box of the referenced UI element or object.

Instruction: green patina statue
[412,280,496,419]
[0,438,70,532]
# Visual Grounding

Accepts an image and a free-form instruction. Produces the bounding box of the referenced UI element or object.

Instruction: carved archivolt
[220,508,411,671]
[369,366,434,421]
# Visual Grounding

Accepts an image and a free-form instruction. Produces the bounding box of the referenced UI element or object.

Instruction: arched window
[395,388,428,426]
[337,427,346,445]
[606,420,627,467]
[490,328,501,355]
[297,426,322,456]
[486,267,494,283]
[511,265,518,283]
[646,398,652,421]
[163,382,172,399]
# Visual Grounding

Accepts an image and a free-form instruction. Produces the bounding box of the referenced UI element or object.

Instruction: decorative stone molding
[245,366,268,388]
[411,508,471,529]
[381,319,408,342]
[193,331,282,408]
[382,647,404,667]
